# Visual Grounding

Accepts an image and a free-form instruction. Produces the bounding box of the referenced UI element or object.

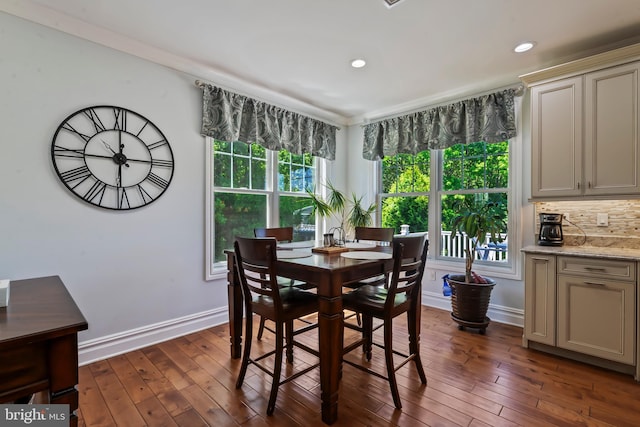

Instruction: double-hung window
[437,141,509,263]
[206,138,317,279]
[380,140,514,274]
[381,151,431,233]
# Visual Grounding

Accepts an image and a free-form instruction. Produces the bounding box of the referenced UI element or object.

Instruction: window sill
[429,257,522,281]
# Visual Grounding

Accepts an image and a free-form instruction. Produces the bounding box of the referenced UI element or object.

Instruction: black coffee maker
[538,213,564,246]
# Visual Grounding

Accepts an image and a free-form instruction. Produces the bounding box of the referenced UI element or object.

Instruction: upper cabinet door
[531,76,583,198]
[584,62,640,195]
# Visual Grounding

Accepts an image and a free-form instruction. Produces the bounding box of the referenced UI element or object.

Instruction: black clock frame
[51,105,174,210]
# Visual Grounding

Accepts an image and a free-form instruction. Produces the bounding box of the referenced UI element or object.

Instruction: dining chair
[353,226,395,245]
[253,226,316,340]
[234,236,320,415]
[254,226,294,242]
[350,226,395,287]
[342,234,428,409]
[344,226,396,325]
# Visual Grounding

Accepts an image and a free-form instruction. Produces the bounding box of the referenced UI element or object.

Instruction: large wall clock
[51,105,174,210]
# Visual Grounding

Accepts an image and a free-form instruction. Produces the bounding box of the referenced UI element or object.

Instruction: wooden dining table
[225,244,394,425]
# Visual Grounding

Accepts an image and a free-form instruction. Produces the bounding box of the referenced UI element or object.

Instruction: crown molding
[0,1,347,127]
[520,42,640,86]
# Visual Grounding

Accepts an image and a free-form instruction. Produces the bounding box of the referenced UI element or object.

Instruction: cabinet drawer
[0,342,48,401]
[557,256,636,281]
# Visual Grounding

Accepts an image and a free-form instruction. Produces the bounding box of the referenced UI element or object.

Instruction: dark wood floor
[77,306,640,426]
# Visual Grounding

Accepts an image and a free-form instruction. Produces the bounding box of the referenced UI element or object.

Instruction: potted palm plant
[446,199,507,334]
[306,182,376,244]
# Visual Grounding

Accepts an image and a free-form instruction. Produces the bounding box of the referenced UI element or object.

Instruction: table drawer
[557,256,636,281]
[0,342,47,400]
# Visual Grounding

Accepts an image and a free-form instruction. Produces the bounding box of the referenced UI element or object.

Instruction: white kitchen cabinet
[530,77,583,198]
[523,251,637,369]
[524,254,556,345]
[556,257,636,364]
[584,62,640,195]
[523,44,640,199]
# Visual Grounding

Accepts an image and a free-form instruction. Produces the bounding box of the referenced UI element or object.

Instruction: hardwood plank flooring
[77,306,639,426]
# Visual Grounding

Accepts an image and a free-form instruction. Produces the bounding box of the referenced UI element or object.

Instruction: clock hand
[84,152,130,167]
[84,153,114,160]
[117,133,129,167]
[101,140,117,154]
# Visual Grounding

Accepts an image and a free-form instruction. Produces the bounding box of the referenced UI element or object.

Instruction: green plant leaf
[347,193,375,228]
[306,183,376,232]
[326,181,346,213]
[448,199,508,276]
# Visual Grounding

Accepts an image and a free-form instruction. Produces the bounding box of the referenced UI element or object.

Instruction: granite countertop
[522,245,640,261]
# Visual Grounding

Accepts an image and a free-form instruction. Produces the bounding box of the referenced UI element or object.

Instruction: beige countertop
[522,245,640,261]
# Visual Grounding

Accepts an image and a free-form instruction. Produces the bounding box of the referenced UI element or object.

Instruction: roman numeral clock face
[51,106,174,210]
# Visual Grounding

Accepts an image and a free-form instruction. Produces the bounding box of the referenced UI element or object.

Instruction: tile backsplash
[535,200,640,249]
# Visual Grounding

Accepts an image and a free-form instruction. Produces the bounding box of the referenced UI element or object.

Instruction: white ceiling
[3,0,640,125]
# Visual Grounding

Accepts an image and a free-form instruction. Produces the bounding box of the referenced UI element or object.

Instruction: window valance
[362,88,519,161]
[198,82,337,160]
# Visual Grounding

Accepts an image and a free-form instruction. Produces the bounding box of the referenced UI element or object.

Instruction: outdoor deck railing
[293,227,508,262]
[439,231,508,261]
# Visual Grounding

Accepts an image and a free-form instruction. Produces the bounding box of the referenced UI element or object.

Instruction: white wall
[0,12,230,363]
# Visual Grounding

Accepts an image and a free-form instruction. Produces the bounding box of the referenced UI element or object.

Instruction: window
[277,151,316,242]
[206,139,317,279]
[381,151,431,233]
[380,140,512,270]
[439,141,509,263]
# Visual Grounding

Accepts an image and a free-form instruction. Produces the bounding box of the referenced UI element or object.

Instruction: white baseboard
[78,307,229,366]
[79,294,524,366]
[422,290,524,328]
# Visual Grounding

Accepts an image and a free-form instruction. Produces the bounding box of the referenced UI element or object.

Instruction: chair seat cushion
[277,276,316,290]
[253,287,318,320]
[342,284,407,315]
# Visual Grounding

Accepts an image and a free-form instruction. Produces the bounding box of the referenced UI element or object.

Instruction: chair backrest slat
[386,235,429,309]
[234,236,283,308]
[354,227,394,245]
[254,227,294,242]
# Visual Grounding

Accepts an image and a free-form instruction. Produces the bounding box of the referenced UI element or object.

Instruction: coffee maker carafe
[538,213,564,246]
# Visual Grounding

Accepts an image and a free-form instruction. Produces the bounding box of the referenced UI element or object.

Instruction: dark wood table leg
[48,334,81,427]
[318,273,344,425]
[226,252,243,359]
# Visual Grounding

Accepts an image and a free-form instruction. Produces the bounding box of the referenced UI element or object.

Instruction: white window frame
[432,141,520,280]
[377,97,523,281]
[205,138,324,280]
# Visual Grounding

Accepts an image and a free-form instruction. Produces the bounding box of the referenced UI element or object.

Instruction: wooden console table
[0,276,88,427]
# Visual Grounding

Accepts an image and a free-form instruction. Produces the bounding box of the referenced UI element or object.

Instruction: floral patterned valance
[362,88,519,161]
[198,82,337,160]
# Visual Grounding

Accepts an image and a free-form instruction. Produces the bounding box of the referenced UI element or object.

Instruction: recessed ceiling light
[351,59,366,68]
[514,42,535,53]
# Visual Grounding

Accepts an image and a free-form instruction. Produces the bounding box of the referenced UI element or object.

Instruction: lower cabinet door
[524,254,557,346]
[557,274,635,364]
